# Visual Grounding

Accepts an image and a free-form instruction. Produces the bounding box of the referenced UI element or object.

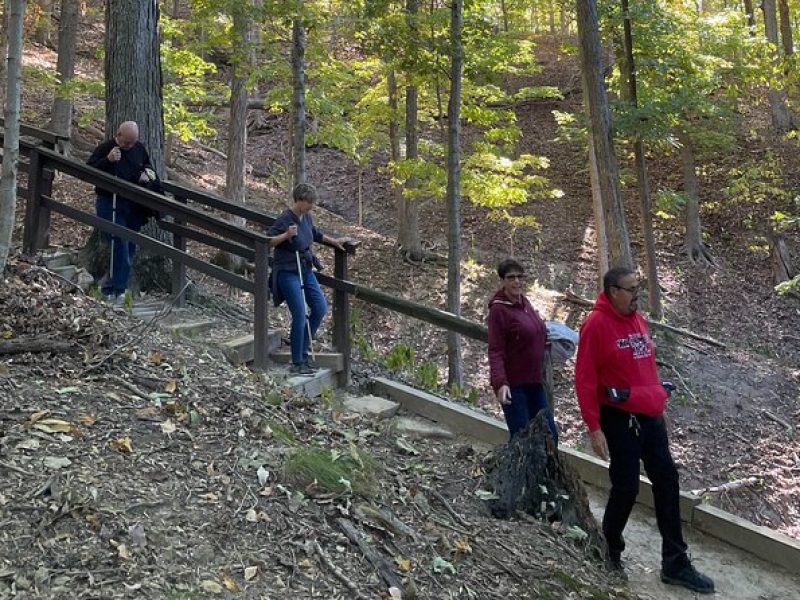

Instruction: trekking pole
[295,250,315,362]
[109,191,117,294]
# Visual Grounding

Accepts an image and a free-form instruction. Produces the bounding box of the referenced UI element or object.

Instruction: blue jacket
[267,208,323,305]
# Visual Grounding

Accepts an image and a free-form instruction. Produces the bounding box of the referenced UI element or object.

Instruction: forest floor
[1,29,799,595]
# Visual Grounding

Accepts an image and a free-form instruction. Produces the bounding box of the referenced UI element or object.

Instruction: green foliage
[653,190,687,220]
[351,306,378,361]
[775,275,800,299]
[384,343,415,372]
[283,445,379,497]
[723,153,792,229]
[415,361,438,391]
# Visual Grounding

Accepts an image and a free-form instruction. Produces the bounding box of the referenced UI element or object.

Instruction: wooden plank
[0,117,64,145]
[332,248,351,387]
[158,220,255,261]
[253,240,270,370]
[42,196,254,292]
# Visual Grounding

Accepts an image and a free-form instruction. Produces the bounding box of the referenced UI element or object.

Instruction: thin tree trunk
[34,0,54,46]
[402,0,422,261]
[769,228,795,283]
[446,0,463,389]
[0,0,24,273]
[762,0,795,131]
[226,3,250,208]
[677,131,713,265]
[548,0,555,34]
[743,0,756,34]
[588,137,609,285]
[51,0,79,154]
[500,0,509,33]
[0,1,8,108]
[620,0,662,318]
[291,15,306,187]
[576,0,633,269]
[387,68,407,245]
[778,0,793,56]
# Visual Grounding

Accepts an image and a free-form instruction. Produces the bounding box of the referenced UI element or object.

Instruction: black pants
[600,405,688,566]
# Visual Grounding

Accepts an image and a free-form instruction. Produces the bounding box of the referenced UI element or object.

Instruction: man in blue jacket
[87,121,161,301]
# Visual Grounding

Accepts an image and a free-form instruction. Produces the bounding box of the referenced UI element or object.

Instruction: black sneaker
[605,555,628,582]
[290,362,314,375]
[661,557,715,594]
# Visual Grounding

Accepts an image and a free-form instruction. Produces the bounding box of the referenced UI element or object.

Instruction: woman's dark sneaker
[661,556,715,594]
[605,555,628,582]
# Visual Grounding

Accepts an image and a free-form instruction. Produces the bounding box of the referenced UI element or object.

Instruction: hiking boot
[661,556,714,594]
[605,555,628,582]
[290,362,314,375]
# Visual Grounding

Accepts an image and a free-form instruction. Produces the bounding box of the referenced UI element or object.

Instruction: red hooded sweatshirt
[574,292,667,432]
[487,289,547,391]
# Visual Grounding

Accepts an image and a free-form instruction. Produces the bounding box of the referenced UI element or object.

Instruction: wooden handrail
[0,117,68,146]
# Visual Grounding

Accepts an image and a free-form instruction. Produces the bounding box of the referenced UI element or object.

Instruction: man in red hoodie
[574,267,714,594]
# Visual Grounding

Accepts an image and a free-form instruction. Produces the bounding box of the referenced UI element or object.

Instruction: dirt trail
[585,487,800,600]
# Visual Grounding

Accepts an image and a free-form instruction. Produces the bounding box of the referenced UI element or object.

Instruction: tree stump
[486,411,606,557]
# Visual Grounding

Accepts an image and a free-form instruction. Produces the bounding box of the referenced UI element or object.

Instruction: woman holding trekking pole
[268,184,349,375]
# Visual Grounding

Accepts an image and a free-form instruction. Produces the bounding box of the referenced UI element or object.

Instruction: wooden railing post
[333,246,352,386]
[22,147,50,253]
[171,195,187,307]
[253,239,270,370]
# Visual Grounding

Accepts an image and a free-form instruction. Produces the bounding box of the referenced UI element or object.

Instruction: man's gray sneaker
[290,362,314,375]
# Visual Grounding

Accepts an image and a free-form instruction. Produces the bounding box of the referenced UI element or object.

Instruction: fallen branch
[101,375,151,402]
[421,485,473,529]
[314,541,370,600]
[0,337,78,356]
[690,477,759,496]
[337,518,405,593]
[0,460,31,477]
[561,290,727,348]
[762,409,793,431]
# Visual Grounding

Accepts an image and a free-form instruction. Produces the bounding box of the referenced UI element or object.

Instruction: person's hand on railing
[325,236,350,252]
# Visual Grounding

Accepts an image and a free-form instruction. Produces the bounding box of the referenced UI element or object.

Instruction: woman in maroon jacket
[487,258,558,440]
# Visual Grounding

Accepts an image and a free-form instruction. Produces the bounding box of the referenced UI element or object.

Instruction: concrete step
[43,250,78,270]
[51,264,77,281]
[220,331,282,365]
[285,367,334,398]
[166,319,219,338]
[269,351,344,373]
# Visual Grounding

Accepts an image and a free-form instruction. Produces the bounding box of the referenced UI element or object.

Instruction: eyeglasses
[612,285,639,294]
[504,274,526,281]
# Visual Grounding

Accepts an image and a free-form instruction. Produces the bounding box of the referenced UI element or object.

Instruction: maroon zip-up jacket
[487,289,547,392]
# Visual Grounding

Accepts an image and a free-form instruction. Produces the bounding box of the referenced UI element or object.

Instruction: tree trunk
[226,4,250,207]
[291,15,307,187]
[446,0,463,389]
[548,0,555,34]
[769,229,795,283]
[0,1,8,108]
[576,0,633,269]
[500,0,509,33]
[388,68,407,245]
[762,0,795,131]
[743,0,756,34]
[677,131,714,265]
[778,0,793,56]
[0,0,24,273]
[620,0,662,319]
[588,134,609,287]
[105,0,165,175]
[50,0,79,154]
[401,0,423,261]
[34,0,54,47]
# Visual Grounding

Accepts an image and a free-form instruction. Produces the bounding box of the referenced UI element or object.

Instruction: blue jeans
[96,195,145,296]
[502,383,558,442]
[277,269,327,365]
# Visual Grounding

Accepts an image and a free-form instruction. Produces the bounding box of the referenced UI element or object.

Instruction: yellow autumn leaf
[200,580,223,594]
[222,576,240,592]
[397,558,412,573]
[2,330,12,339]
[164,379,177,394]
[33,418,74,434]
[79,415,98,426]
[149,350,162,365]
[454,536,472,560]
[114,437,133,454]
[297,558,313,570]
[160,419,176,435]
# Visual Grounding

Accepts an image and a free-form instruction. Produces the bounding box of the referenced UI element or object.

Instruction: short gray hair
[293,183,318,203]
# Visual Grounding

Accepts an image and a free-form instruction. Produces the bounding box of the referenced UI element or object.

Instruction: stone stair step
[220,331,282,365]
[166,319,219,338]
[285,368,334,398]
[51,264,77,281]
[43,250,78,270]
[269,351,344,373]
